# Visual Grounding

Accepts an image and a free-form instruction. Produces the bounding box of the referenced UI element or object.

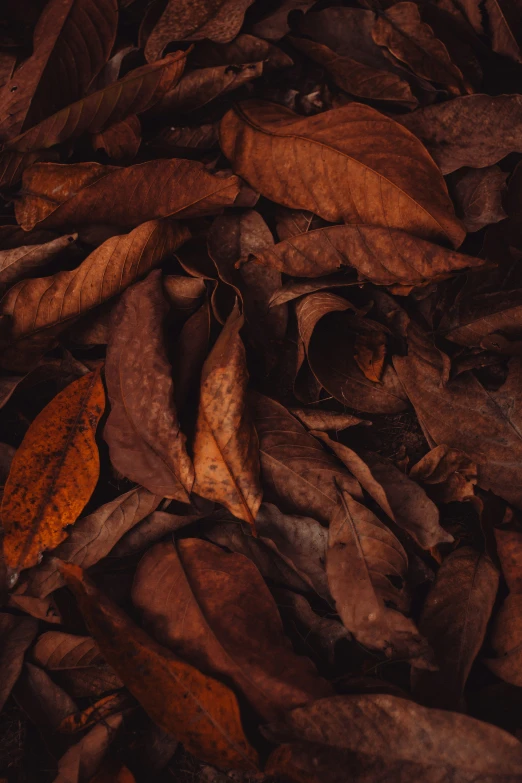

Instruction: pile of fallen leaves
[3,0,522,781]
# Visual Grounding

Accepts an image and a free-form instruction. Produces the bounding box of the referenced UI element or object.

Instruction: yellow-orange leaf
[59,562,259,771]
[0,370,105,577]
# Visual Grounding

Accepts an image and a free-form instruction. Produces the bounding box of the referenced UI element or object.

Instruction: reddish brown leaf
[0,613,38,712]
[0,220,188,371]
[0,233,76,285]
[92,115,141,161]
[16,159,240,231]
[0,0,119,142]
[451,166,508,233]
[193,305,262,528]
[60,563,259,770]
[220,100,464,247]
[410,445,478,504]
[132,538,332,721]
[412,547,499,710]
[104,271,194,501]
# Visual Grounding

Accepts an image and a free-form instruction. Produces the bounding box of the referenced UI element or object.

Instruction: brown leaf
[0,233,76,285]
[144,0,255,62]
[250,392,361,525]
[54,713,123,783]
[173,300,212,413]
[3,52,186,157]
[150,62,263,114]
[255,503,330,600]
[327,488,432,666]
[268,273,359,308]
[132,538,332,721]
[0,221,189,372]
[58,691,133,733]
[193,305,262,528]
[412,547,499,710]
[494,517,522,593]
[399,94,522,174]
[253,225,481,284]
[0,370,104,576]
[14,662,77,731]
[354,326,386,383]
[484,0,522,62]
[290,37,418,107]
[219,100,464,247]
[394,324,522,509]
[92,115,141,161]
[372,2,468,95]
[0,0,119,142]
[251,0,315,41]
[486,593,522,686]
[60,563,259,770]
[148,124,218,151]
[104,271,194,500]
[0,613,38,712]
[16,159,240,231]
[451,166,508,233]
[289,409,371,432]
[22,487,160,598]
[410,445,478,503]
[264,694,522,782]
[163,275,206,318]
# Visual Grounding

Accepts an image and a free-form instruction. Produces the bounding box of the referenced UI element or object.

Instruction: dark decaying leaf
[0,613,39,712]
[394,324,522,509]
[104,271,194,500]
[450,165,508,232]
[264,694,522,783]
[132,538,332,722]
[0,0,119,142]
[219,100,465,247]
[327,488,433,667]
[0,233,76,284]
[412,547,499,710]
[250,392,361,524]
[60,563,259,770]
[14,662,77,731]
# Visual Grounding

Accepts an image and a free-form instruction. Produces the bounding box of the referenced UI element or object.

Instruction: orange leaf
[193,304,262,528]
[58,692,134,733]
[0,370,105,577]
[59,562,259,771]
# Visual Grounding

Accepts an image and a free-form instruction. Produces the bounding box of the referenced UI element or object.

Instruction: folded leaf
[0,233,76,285]
[253,225,482,284]
[0,220,189,371]
[132,538,332,721]
[16,160,240,231]
[219,100,464,247]
[0,370,104,576]
[104,271,194,501]
[60,563,259,770]
[193,305,262,528]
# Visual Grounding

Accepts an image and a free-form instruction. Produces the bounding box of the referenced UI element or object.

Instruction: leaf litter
[1,1,522,781]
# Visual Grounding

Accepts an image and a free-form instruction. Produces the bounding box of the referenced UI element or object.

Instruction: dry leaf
[104,271,194,500]
[60,563,259,770]
[0,613,38,712]
[0,233,76,285]
[0,370,104,576]
[92,115,141,161]
[486,593,522,686]
[132,538,332,721]
[412,547,499,710]
[451,166,508,232]
[327,488,433,666]
[54,713,123,783]
[289,409,370,432]
[16,159,240,231]
[193,305,262,528]
[220,100,464,247]
[410,445,478,503]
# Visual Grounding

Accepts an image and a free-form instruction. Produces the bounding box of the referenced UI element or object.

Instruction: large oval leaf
[219,100,465,247]
[0,370,105,576]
